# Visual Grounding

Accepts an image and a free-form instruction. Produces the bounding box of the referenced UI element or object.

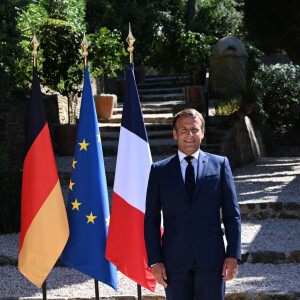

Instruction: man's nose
[186,130,194,136]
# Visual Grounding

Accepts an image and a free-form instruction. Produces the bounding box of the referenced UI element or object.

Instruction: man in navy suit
[144,109,241,300]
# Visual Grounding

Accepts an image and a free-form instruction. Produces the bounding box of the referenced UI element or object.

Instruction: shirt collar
[178,149,200,162]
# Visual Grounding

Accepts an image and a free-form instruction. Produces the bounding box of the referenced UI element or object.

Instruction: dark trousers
[165,263,225,300]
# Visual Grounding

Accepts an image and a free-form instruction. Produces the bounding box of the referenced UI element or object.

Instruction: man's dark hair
[173,109,205,131]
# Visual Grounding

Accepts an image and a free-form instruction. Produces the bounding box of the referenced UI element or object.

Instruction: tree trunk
[186,0,196,28]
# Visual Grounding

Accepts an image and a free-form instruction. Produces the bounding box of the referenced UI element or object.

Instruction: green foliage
[36,18,83,123]
[151,29,216,75]
[244,43,262,87]
[88,28,127,80]
[252,63,300,130]
[38,19,83,93]
[40,0,85,31]
[0,0,30,105]
[215,98,240,115]
[85,0,186,66]
[0,152,22,234]
[190,0,244,38]
[177,30,216,76]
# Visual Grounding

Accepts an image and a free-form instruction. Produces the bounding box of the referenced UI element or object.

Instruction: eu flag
[61,67,117,291]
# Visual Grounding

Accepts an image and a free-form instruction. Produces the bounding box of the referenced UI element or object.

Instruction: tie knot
[185,156,194,164]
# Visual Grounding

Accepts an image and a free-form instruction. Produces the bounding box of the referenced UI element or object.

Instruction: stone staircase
[1,75,299,299]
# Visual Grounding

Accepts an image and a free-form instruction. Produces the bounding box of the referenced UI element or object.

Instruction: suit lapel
[193,150,208,201]
[169,154,190,201]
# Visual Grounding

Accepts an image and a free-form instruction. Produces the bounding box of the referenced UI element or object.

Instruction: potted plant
[38,18,83,155]
[88,27,127,118]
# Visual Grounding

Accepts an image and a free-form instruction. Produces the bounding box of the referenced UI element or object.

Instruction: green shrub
[0,152,22,234]
[252,63,300,130]
[215,98,240,115]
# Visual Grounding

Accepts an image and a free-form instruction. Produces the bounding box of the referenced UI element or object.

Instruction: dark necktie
[185,156,195,199]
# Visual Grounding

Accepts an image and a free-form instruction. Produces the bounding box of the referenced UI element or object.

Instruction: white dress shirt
[178,149,199,182]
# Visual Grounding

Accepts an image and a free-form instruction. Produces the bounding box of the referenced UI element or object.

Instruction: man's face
[173,116,205,156]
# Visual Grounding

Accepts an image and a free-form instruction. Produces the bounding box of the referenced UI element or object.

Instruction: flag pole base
[137,284,142,300]
[95,279,100,300]
[42,281,47,300]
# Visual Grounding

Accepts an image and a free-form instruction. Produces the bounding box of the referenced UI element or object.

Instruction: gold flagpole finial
[81,32,90,67]
[126,22,135,64]
[31,27,39,67]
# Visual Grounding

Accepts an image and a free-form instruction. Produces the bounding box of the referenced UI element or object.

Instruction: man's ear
[173,129,178,140]
[201,129,205,138]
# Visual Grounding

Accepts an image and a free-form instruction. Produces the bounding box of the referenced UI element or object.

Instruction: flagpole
[32,29,47,300]
[42,281,47,300]
[94,279,100,300]
[82,32,103,300]
[127,23,144,300]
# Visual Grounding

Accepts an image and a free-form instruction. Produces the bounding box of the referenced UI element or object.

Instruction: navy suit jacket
[144,150,241,272]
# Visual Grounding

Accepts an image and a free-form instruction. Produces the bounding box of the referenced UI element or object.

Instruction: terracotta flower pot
[188,86,202,104]
[94,94,116,119]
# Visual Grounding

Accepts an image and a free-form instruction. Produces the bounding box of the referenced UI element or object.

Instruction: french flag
[106,63,156,291]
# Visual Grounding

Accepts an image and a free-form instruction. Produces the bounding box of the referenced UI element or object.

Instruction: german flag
[18,67,69,288]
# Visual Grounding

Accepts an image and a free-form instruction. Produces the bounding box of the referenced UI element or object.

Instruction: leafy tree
[88,27,127,93]
[190,0,244,38]
[38,18,83,124]
[0,0,30,105]
[85,0,186,66]
[244,0,300,65]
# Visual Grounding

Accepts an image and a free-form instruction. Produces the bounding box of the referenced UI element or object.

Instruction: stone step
[99,113,174,124]
[139,93,185,102]
[101,138,178,156]
[100,130,173,141]
[137,81,187,89]
[112,107,173,115]
[140,100,185,108]
[1,264,300,299]
[143,75,189,83]
[138,87,183,95]
[239,201,300,220]
[98,122,173,132]
[140,93,184,102]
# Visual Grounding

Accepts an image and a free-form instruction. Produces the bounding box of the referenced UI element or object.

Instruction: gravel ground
[1,157,300,298]
[1,263,300,298]
[233,157,300,204]
[2,219,300,260]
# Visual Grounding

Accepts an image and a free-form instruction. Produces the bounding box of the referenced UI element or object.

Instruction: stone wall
[0,93,73,170]
[224,116,265,169]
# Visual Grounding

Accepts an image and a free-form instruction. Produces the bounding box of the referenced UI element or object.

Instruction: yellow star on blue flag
[61,67,117,291]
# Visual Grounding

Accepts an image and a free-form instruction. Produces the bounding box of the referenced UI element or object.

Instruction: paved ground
[0,157,299,299]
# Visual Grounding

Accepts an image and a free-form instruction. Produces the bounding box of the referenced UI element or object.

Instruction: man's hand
[151,263,168,287]
[222,257,238,281]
